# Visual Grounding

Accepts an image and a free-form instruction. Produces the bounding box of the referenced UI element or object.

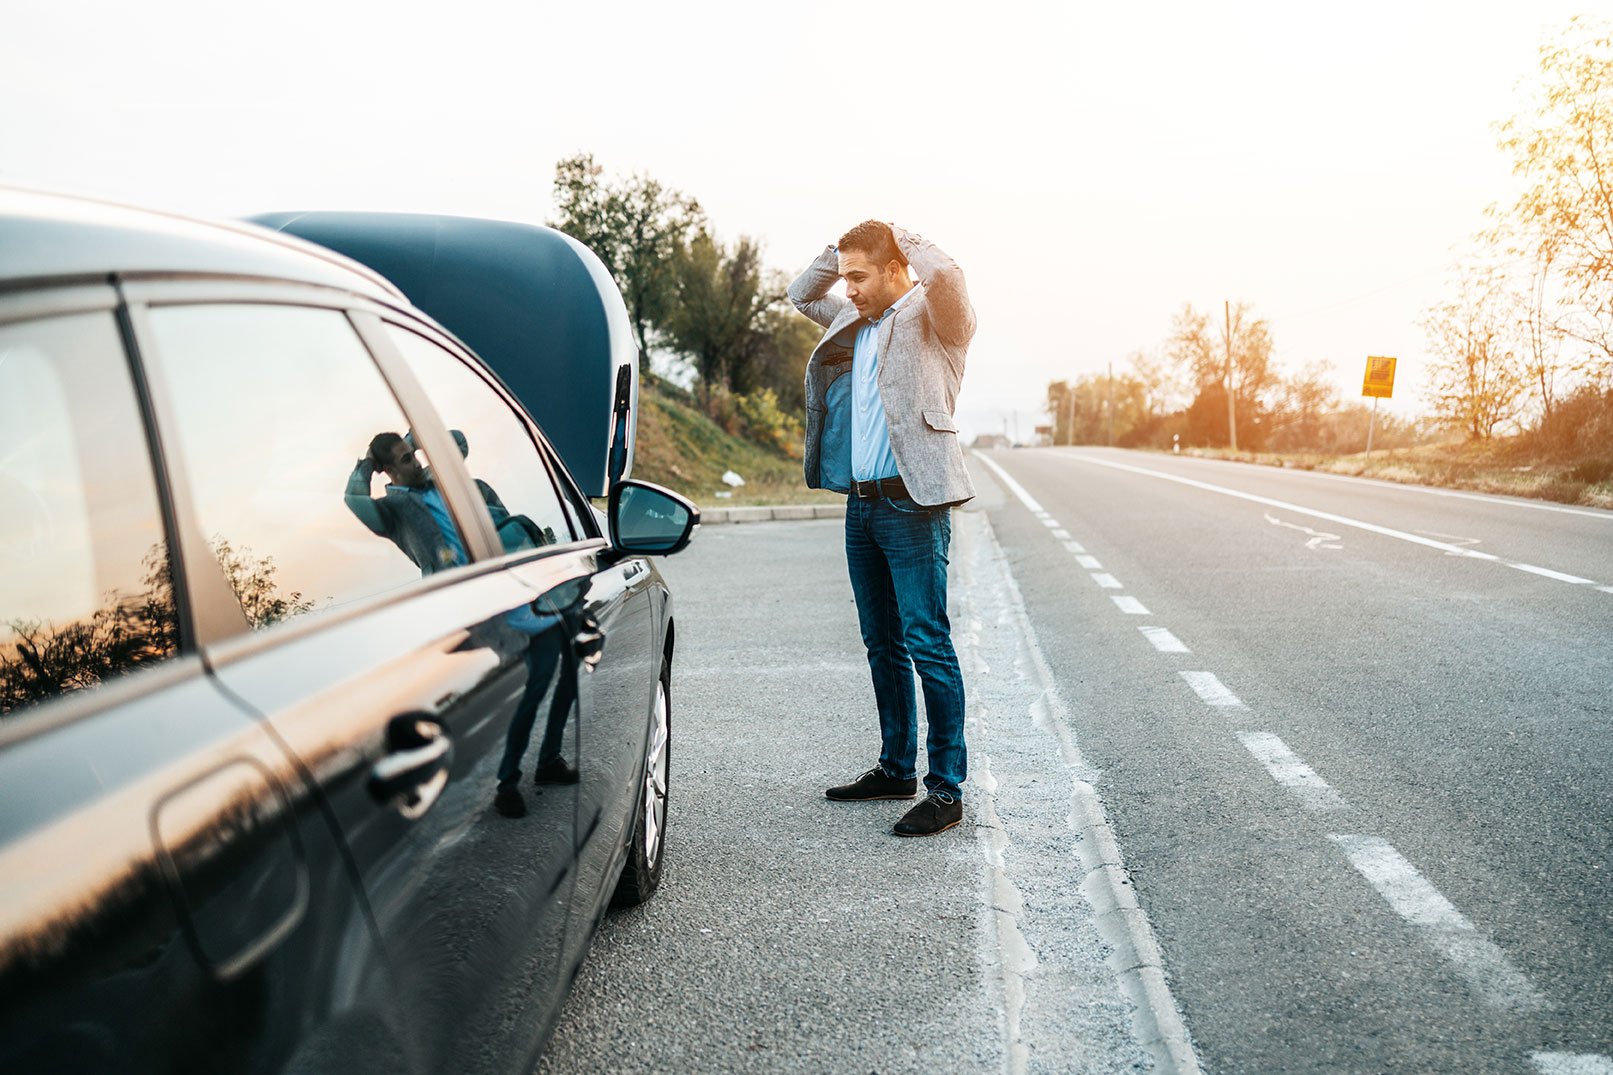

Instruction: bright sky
[3,0,1595,440]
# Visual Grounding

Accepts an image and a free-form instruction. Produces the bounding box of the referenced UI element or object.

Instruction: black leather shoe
[493,787,527,818]
[534,756,579,785]
[826,766,919,801]
[893,792,963,836]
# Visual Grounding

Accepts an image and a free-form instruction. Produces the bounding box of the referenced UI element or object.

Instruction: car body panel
[0,187,683,1073]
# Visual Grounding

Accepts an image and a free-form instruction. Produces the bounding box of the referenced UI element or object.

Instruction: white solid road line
[1139,626,1191,653]
[1112,596,1151,615]
[1237,732,1347,811]
[1180,671,1244,707]
[1330,835,1547,1011]
[1532,1051,1613,1074]
[1069,455,1605,590]
[975,452,1048,514]
[1510,562,1596,584]
[1091,573,1123,589]
[1135,450,1613,521]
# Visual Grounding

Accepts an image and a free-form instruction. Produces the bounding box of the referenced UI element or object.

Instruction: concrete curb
[975,512,1204,1075]
[699,503,846,524]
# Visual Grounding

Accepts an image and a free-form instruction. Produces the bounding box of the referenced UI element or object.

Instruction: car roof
[0,186,404,300]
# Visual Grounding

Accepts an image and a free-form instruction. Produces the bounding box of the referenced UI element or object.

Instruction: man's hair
[368,431,406,467]
[837,220,905,268]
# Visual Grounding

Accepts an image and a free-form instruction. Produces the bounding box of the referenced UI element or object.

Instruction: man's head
[837,220,912,321]
[368,431,426,488]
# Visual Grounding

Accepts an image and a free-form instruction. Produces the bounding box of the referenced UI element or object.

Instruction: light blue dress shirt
[391,482,469,567]
[851,284,918,482]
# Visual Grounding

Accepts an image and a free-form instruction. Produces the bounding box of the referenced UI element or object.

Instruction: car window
[0,312,179,719]
[384,325,576,553]
[144,304,470,631]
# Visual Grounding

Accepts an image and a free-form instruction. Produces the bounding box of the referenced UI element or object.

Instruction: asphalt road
[535,449,1611,1074]
[535,505,1157,1074]
[970,448,1613,1075]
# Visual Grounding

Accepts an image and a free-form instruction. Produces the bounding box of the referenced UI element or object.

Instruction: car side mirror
[608,480,699,556]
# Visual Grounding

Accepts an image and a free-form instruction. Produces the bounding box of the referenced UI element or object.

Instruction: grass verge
[628,383,842,509]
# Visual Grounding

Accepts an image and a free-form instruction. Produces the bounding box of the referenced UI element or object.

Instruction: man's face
[838,249,903,320]
[381,440,426,487]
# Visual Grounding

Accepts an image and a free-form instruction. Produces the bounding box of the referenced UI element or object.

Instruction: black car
[0,188,696,1074]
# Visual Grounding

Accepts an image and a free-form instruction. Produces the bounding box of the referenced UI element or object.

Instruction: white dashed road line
[1138,626,1190,653]
[973,449,1587,1059]
[1236,731,1347,811]
[1330,835,1547,1011]
[1180,671,1244,708]
[1533,1051,1613,1074]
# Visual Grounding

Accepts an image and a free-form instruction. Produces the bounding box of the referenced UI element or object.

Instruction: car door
[130,294,585,1075]
[374,322,660,958]
[0,299,383,1075]
[565,543,657,937]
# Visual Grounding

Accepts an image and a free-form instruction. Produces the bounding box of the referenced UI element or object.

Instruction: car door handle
[572,614,606,671]
[369,715,452,819]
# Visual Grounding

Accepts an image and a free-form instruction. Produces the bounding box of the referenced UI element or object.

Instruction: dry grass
[628,385,840,510]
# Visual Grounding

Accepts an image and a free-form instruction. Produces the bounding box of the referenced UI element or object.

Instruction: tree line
[1050,16,1611,460]
[1047,303,1421,453]
[548,154,820,456]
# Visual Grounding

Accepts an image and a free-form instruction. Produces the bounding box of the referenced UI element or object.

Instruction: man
[789,221,976,837]
[344,430,478,574]
[344,431,576,818]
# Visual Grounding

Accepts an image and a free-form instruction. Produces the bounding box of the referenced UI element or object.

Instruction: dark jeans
[497,634,574,791]
[844,493,966,799]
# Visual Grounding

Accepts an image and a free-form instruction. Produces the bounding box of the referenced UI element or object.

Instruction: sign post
[1361,356,1397,456]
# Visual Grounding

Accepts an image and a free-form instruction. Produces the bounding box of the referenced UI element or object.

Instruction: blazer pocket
[922,410,958,433]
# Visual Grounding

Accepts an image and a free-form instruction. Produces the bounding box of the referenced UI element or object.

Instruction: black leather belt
[850,476,909,499]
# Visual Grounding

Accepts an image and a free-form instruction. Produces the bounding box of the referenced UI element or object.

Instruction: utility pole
[1224,300,1238,451]
[1065,386,1077,446]
[1106,361,1115,446]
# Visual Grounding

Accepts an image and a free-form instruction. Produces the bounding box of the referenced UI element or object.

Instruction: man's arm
[787,244,852,329]
[893,226,976,346]
[343,457,388,535]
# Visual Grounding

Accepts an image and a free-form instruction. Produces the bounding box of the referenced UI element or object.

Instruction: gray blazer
[789,227,977,507]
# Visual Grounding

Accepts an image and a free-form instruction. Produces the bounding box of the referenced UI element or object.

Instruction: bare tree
[1424,269,1528,439]
[1496,16,1613,371]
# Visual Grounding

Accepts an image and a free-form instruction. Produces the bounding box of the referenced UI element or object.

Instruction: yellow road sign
[1363,355,1397,399]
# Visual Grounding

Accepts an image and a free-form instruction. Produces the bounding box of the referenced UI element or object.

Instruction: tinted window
[0,313,178,718]
[385,326,576,552]
[146,305,469,630]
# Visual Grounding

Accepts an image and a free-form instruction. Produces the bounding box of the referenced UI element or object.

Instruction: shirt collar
[869,282,919,326]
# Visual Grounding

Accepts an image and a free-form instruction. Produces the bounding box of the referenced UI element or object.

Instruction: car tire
[612,659,670,907]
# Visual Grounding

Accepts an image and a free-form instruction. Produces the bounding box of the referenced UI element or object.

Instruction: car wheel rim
[643,680,669,870]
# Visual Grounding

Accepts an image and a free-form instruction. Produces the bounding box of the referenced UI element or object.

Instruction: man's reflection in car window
[345,428,559,576]
[346,425,581,818]
[344,431,470,575]
[492,581,588,818]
